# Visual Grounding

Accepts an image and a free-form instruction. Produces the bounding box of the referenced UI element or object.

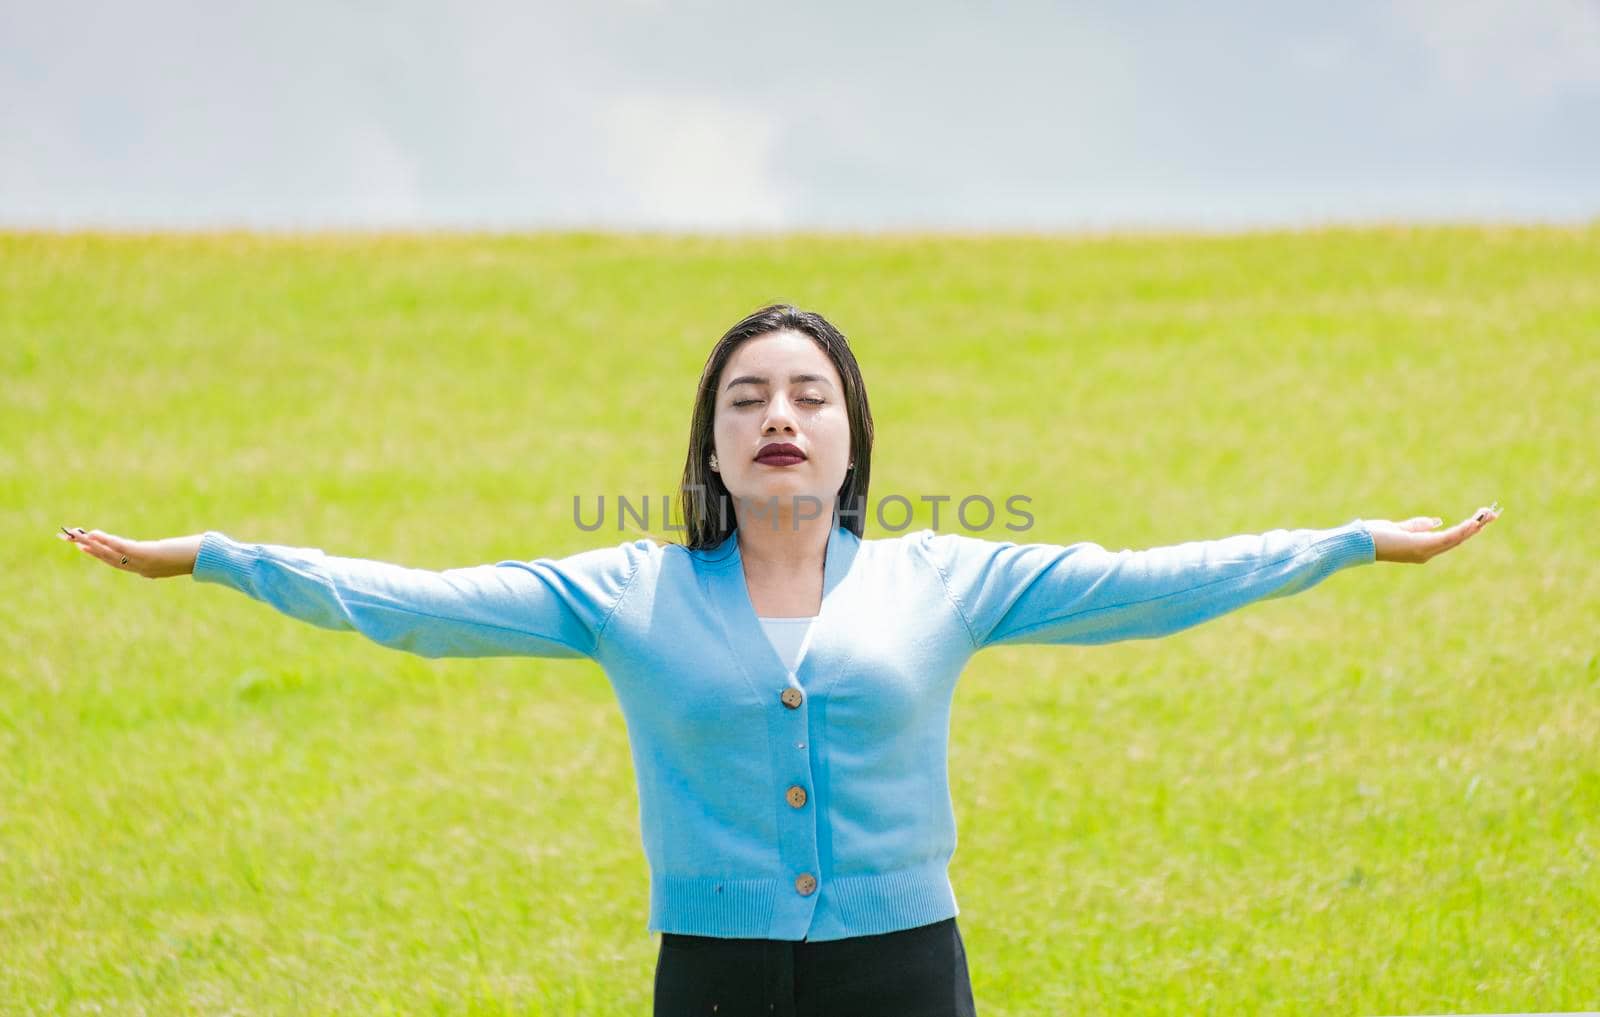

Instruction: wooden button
[786,785,807,808]
[780,688,804,709]
[795,873,817,896]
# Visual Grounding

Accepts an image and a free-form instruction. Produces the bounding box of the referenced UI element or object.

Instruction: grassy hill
[3,225,1596,1014]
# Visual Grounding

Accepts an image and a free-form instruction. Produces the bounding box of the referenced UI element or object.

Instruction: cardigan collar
[703,523,862,687]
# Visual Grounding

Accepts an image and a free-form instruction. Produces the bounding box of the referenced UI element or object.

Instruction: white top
[756,615,820,675]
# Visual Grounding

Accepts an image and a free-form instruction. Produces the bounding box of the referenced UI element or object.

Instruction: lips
[755,443,807,465]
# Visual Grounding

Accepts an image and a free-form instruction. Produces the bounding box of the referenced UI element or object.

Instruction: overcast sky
[3,0,1598,230]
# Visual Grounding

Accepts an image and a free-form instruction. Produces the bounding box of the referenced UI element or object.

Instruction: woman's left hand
[1367,503,1501,563]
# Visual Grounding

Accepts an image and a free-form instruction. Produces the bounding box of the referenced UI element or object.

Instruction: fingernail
[75,528,87,535]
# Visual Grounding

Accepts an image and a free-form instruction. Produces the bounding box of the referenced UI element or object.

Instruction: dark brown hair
[675,304,874,550]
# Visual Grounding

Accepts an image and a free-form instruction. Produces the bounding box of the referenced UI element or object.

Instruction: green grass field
[4,226,1597,1015]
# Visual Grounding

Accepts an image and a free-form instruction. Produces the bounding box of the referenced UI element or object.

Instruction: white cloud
[1394,0,1600,98]
[596,93,796,231]
[321,119,427,225]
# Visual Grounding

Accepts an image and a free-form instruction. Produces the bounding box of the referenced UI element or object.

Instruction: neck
[732,503,833,572]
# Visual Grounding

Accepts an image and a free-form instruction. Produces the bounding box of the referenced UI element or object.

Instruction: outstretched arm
[916,505,1500,651]
[59,526,651,660]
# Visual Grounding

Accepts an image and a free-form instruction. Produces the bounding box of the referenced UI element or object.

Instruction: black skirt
[652,916,978,1017]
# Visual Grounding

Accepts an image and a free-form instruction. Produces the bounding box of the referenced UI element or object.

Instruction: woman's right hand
[1366,503,1501,564]
[59,527,202,579]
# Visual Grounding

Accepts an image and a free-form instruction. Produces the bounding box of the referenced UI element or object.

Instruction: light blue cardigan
[192,518,1376,942]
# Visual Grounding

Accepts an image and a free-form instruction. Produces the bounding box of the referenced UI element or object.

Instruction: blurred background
[3,0,1598,231]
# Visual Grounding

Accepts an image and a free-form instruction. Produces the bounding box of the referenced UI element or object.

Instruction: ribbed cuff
[191,531,258,590]
[1325,518,1378,569]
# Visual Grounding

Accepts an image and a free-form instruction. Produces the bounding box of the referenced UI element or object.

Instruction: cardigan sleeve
[190,531,652,660]
[914,519,1376,650]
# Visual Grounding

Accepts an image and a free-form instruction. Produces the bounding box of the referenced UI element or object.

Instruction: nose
[762,393,799,434]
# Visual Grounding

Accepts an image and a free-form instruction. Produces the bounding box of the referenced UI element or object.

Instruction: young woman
[63,304,1499,1017]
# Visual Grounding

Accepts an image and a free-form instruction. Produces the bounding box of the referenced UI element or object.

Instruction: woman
[62,303,1499,1016]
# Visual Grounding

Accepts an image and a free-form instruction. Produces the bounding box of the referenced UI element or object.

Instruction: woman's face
[711,330,852,520]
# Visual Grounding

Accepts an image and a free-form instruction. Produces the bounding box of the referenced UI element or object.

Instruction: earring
[708,454,719,470]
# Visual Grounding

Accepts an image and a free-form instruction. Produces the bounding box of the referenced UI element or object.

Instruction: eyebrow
[724,374,835,391]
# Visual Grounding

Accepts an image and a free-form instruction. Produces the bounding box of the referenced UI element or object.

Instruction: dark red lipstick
[755,443,807,467]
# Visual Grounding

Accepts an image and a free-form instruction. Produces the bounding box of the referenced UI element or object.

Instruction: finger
[1427,510,1496,558]
[96,533,132,566]
[1401,516,1442,531]
[64,526,97,549]
[89,532,134,568]
[75,532,124,568]
[1406,518,1469,558]
[1458,508,1497,535]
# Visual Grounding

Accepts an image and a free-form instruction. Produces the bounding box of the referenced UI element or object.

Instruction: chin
[733,482,833,508]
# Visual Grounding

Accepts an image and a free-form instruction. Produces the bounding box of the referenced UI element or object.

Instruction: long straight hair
[676,304,875,551]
